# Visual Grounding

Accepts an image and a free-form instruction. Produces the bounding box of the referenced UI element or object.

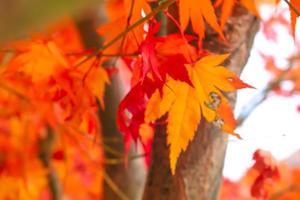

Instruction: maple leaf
[145,78,200,174]
[140,23,164,81]
[138,23,195,85]
[178,0,224,43]
[221,150,300,200]
[129,25,196,87]
[145,54,250,174]
[97,0,151,54]
[117,83,149,154]
[75,56,110,109]
[9,40,68,82]
[155,34,196,85]
[214,0,259,28]
[46,17,84,53]
[290,0,300,37]
[117,76,159,164]
[251,149,280,199]
[0,17,106,200]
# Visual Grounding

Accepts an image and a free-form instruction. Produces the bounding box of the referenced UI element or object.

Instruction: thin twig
[0,82,29,102]
[235,1,299,125]
[103,143,123,157]
[105,158,124,165]
[103,171,130,200]
[237,60,294,126]
[109,0,137,67]
[101,53,139,57]
[105,153,147,165]
[39,128,62,200]
[119,0,135,52]
[102,136,123,143]
[128,153,147,161]
[74,0,176,68]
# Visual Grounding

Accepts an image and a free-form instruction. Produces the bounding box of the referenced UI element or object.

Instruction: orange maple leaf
[214,0,259,28]
[290,0,300,37]
[46,17,84,53]
[178,0,225,43]
[145,54,251,174]
[97,0,151,54]
[9,40,68,82]
[74,56,110,109]
[251,149,280,199]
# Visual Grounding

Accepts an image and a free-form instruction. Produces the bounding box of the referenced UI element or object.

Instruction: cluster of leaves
[220,3,300,199]
[258,1,300,110]
[221,149,300,200]
[101,0,299,174]
[0,19,107,199]
[0,0,300,198]
[98,0,257,174]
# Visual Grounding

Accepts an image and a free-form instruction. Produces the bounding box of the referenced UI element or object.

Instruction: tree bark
[142,4,259,200]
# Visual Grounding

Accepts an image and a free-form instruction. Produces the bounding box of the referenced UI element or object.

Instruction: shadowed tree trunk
[77,7,147,200]
[78,13,131,200]
[142,4,259,200]
[77,8,131,200]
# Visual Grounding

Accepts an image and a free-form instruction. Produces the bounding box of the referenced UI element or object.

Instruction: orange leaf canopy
[0,18,107,199]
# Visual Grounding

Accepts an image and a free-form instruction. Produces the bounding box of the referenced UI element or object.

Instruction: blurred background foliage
[0,0,102,42]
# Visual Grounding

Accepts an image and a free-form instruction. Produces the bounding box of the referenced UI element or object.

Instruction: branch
[236,0,300,126]
[75,0,176,67]
[237,56,295,126]
[39,128,62,200]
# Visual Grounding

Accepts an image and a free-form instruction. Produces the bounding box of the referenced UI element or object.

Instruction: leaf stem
[103,171,130,200]
[0,82,29,102]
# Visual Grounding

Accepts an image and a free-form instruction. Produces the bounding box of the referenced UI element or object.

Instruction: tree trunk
[78,6,147,200]
[142,4,259,200]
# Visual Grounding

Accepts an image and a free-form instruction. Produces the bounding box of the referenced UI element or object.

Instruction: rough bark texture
[143,4,259,200]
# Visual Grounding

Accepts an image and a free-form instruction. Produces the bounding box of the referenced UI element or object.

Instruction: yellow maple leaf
[146,79,200,174]
[145,54,249,174]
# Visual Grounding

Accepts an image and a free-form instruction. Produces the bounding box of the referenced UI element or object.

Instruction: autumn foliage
[0,0,300,199]
[221,149,300,200]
